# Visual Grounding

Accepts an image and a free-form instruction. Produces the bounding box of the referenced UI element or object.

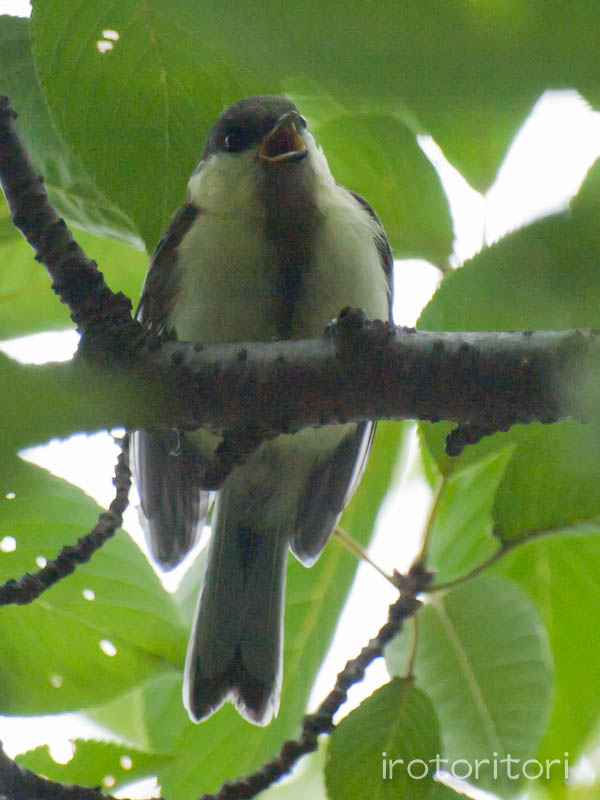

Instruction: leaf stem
[406,614,419,677]
[415,475,445,565]
[334,527,399,588]
[425,542,510,594]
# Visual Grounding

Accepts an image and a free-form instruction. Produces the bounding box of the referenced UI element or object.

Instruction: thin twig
[0,94,142,355]
[0,739,163,800]
[425,542,510,594]
[0,437,131,606]
[426,525,561,596]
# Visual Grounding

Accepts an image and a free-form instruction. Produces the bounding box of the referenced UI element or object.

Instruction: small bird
[131,95,393,725]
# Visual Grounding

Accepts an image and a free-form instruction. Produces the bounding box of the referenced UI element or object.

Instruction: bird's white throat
[172,130,389,343]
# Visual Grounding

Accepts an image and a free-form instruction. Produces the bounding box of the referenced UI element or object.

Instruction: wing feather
[132,202,212,569]
[291,189,394,563]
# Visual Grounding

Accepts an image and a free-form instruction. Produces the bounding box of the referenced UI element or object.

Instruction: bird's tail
[183,474,288,725]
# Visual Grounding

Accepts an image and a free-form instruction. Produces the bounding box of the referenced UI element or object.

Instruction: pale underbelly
[169,211,389,344]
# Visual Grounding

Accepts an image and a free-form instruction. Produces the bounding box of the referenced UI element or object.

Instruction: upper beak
[258,112,307,163]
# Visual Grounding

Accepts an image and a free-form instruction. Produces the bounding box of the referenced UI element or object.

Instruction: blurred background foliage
[1,1,600,798]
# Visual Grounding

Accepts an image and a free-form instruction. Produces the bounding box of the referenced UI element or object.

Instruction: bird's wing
[136,202,200,333]
[290,421,375,564]
[290,189,394,564]
[132,201,213,569]
[131,429,212,569]
[346,189,394,312]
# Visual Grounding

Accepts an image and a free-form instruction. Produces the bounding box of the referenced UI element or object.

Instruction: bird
[131,95,393,726]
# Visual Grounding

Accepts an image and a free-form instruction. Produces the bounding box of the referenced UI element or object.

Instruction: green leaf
[0,196,20,244]
[28,0,558,252]
[85,681,152,751]
[264,748,328,799]
[315,113,453,266]
[0,14,141,246]
[495,526,600,775]
[0,456,186,714]
[533,3,600,113]
[426,448,514,586]
[418,207,600,475]
[325,678,441,800]
[385,575,554,796]
[492,422,600,542]
[560,787,600,800]
[570,157,600,220]
[416,209,600,552]
[397,7,542,191]
[131,1,546,191]
[0,227,147,339]
[340,421,408,541]
[0,15,148,341]
[16,739,172,792]
[419,213,600,335]
[153,422,406,800]
[419,92,537,194]
[173,543,208,628]
[431,785,474,800]
[23,0,600,246]
[0,353,153,453]
[141,671,190,754]
[89,672,189,756]
[0,236,63,338]
[30,0,249,251]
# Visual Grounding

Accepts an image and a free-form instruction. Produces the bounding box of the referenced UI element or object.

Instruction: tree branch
[2,320,598,457]
[0,94,142,357]
[2,93,599,463]
[0,436,131,606]
[0,740,163,800]
[145,311,594,453]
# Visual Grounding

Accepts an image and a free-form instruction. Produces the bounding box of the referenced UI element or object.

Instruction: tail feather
[182,423,372,725]
[188,645,279,724]
[183,478,288,725]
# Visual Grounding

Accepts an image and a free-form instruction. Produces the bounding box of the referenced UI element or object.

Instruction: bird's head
[186,96,332,217]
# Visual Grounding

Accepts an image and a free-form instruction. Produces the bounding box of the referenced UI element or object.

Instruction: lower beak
[258,113,307,163]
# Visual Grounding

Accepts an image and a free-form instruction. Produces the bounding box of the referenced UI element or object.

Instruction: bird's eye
[224,129,250,152]
[298,115,308,129]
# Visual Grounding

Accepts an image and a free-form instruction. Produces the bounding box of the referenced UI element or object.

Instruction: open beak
[258,112,307,163]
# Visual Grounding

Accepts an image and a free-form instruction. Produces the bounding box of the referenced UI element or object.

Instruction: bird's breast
[168,185,389,345]
[170,212,280,343]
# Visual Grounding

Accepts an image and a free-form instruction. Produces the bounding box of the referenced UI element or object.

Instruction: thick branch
[2,322,597,454]
[138,316,597,444]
